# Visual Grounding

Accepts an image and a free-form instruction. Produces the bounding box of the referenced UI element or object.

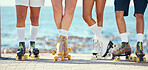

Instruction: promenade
[0,53,148,70]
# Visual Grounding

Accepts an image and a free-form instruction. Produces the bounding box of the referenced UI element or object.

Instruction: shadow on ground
[1,57,148,67]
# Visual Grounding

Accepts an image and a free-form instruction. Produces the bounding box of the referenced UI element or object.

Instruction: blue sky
[0,0,134,6]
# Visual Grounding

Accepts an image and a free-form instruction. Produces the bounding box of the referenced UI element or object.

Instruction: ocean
[1,6,148,53]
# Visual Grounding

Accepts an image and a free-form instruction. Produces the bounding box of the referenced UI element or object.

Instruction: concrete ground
[0,53,148,70]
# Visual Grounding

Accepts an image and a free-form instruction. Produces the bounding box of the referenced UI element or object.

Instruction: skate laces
[19,44,24,50]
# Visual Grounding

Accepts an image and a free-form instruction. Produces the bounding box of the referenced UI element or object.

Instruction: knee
[52,4,62,12]
[17,15,26,27]
[30,16,39,26]
[83,13,91,22]
[115,11,124,19]
[65,7,75,15]
[135,14,144,20]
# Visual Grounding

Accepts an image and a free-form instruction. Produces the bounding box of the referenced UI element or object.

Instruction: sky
[0,0,134,6]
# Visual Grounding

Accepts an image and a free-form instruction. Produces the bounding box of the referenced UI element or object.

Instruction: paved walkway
[0,53,148,70]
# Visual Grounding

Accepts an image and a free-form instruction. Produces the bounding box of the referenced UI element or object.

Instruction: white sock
[60,29,68,36]
[137,33,144,42]
[90,24,102,37]
[120,33,128,42]
[30,25,39,41]
[17,27,25,42]
[58,29,62,35]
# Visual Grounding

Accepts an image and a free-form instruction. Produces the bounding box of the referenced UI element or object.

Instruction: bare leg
[115,11,127,34]
[51,0,63,29]
[30,7,41,26]
[135,14,144,34]
[16,5,28,27]
[83,0,95,26]
[61,0,77,31]
[95,0,106,27]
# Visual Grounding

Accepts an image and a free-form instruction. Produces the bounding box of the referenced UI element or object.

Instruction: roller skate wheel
[16,56,19,61]
[136,57,140,63]
[25,55,29,59]
[31,55,35,59]
[21,56,25,61]
[128,56,133,61]
[52,50,56,55]
[68,48,72,52]
[114,56,120,61]
[61,56,64,61]
[68,55,71,60]
[54,56,58,61]
[91,56,94,60]
[142,57,146,63]
[96,55,100,60]
[36,55,39,59]
[134,57,136,62]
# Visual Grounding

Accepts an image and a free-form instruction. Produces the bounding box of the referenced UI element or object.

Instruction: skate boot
[112,42,132,61]
[29,41,39,59]
[135,42,146,63]
[96,35,115,57]
[16,42,26,61]
[52,35,64,61]
[91,38,101,60]
[63,36,72,61]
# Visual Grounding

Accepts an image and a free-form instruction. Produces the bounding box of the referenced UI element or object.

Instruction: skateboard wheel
[61,56,64,61]
[136,57,140,63]
[21,56,25,61]
[16,56,19,61]
[68,55,71,60]
[68,48,72,52]
[52,50,56,55]
[134,57,136,62]
[142,57,146,63]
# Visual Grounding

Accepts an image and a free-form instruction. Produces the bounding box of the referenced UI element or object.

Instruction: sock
[60,29,68,36]
[58,29,62,35]
[137,33,144,42]
[30,25,39,41]
[120,33,128,42]
[17,27,25,42]
[90,24,102,37]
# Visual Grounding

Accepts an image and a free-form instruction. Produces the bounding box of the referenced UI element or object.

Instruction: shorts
[15,0,45,7]
[114,0,147,16]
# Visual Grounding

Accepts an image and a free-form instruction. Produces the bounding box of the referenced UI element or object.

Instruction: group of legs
[15,0,147,62]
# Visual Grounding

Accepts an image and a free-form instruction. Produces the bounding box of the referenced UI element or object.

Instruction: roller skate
[134,42,146,63]
[91,35,115,60]
[29,41,39,59]
[16,42,27,61]
[91,38,101,60]
[112,42,132,62]
[63,36,72,61]
[52,35,64,61]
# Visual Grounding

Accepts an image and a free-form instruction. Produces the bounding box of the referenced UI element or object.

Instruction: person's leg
[16,5,28,42]
[61,0,77,32]
[134,0,147,62]
[95,0,106,27]
[112,0,131,60]
[83,0,95,26]
[30,7,40,42]
[51,0,63,35]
